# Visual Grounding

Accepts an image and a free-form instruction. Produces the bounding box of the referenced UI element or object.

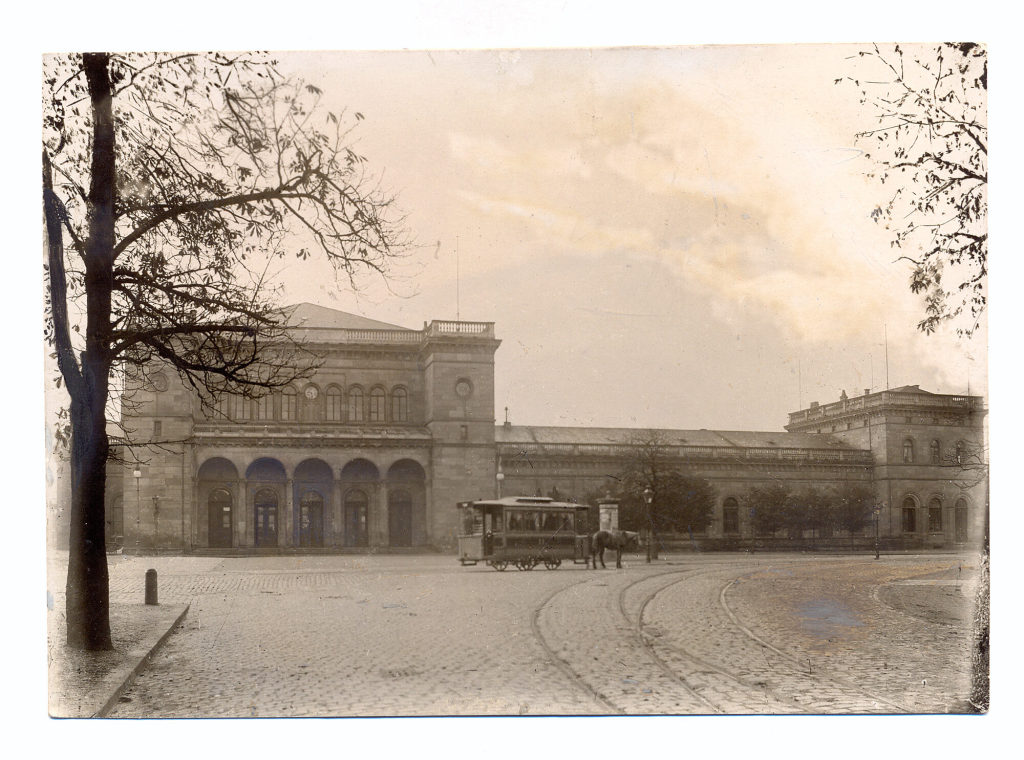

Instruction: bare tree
[43,52,407,650]
[840,43,987,337]
[614,430,715,558]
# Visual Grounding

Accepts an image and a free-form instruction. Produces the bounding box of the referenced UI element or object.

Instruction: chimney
[864,388,870,396]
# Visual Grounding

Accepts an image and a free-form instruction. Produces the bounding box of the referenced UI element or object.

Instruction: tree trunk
[61,52,117,650]
[65,362,113,650]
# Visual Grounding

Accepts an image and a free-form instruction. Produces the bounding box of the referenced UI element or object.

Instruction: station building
[102,303,986,553]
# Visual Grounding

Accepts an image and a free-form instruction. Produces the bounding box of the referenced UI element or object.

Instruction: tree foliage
[830,481,877,536]
[43,52,406,649]
[612,431,716,551]
[840,43,987,337]
[745,482,793,537]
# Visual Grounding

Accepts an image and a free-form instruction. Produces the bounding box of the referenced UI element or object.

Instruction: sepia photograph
[36,7,998,738]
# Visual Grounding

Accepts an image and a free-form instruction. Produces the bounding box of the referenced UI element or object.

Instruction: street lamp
[152,495,161,554]
[133,468,141,554]
[874,505,881,560]
[496,465,505,499]
[643,486,654,564]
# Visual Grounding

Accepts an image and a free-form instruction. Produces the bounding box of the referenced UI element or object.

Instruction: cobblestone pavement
[88,552,980,717]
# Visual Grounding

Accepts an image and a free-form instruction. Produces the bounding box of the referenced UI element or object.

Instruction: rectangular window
[153,420,162,439]
[233,395,250,421]
[255,395,272,421]
[281,391,297,421]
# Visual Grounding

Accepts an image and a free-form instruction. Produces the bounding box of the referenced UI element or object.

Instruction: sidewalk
[47,599,188,718]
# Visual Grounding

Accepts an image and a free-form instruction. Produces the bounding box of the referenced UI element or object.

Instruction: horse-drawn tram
[457,497,592,570]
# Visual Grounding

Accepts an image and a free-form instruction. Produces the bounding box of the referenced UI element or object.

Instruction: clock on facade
[304,386,319,400]
[455,379,472,399]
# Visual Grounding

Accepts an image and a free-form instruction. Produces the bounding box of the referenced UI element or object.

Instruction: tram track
[533,557,915,714]
[621,564,811,714]
[529,574,627,714]
[717,568,912,713]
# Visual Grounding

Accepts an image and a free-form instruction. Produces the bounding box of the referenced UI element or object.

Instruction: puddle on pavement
[798,599,863,640]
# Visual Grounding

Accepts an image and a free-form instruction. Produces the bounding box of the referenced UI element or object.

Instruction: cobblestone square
[59,551,981,717]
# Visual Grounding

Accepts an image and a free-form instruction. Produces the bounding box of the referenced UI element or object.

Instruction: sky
[260,45,986,432]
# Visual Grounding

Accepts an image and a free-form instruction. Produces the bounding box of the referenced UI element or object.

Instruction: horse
[590,530,640,569]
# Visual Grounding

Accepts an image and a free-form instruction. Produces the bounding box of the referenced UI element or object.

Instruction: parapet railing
[497,442,874,465]
[788,391,983,424]
[297,320,495,344]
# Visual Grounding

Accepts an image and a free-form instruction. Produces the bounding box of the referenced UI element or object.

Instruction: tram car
[457,496,592,570]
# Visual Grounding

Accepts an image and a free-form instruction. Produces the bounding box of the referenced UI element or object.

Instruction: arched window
[348,387,364,422]
[254,394,272,421]
[901,496,917,533]
[325,386,343,422]
[281,387,297,421]
[368,387,386,422]
[902,438,915,463]
[955,498,969,542]
[928,497,943,532]
[930,439,941,464]
[955,440,965,465]
[391,387,409,422]
[722,497,740,535]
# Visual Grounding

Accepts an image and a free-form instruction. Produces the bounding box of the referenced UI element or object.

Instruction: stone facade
[104,304,986,553]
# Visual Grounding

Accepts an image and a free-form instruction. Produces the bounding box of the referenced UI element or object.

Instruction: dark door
[345,490,368,547]
[299,491,324,547]
[208,488,233,548]
[388,490,412,547]
[254,489,278,547]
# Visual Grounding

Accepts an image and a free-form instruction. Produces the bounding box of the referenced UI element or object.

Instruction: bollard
[145,569,158,605]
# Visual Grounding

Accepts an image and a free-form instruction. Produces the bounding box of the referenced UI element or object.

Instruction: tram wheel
[491,560,508,571]
[516,559,535,571]
[543,559,561,570]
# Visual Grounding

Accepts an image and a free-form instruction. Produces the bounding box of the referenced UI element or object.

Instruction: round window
[455,379,472,398]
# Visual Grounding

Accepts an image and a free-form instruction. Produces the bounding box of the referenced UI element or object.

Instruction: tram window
[543,512,559,531]
[522,512,537,531]
[561,513,573,531]
[508,512,521,531]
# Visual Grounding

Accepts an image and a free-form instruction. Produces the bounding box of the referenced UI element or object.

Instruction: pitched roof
[495,425,856,450]
[282,303,413,331]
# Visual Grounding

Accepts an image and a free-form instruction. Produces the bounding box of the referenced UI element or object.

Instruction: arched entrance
[388,489,413,547]
[198,457,240,548]
[299,490,325,547]
[247,457,286,548]
[208,488,233,548]
[254,488,279,547]
[387,459,427,547]
[340,458,379,547]
[344,489,369,547]
[294,458,332,548]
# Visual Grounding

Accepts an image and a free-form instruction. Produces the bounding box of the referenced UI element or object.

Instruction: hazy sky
[262,45,985,431]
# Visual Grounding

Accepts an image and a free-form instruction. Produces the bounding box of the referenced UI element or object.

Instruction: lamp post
[643,486,654,564]
[496,470,504,499]
[152,495,161,554]
[874,505,881,560]
[133,468,141,554]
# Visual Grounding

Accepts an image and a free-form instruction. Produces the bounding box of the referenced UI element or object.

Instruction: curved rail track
[531,559,915,714]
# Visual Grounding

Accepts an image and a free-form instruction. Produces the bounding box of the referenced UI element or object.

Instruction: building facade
[103,304,986,553]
